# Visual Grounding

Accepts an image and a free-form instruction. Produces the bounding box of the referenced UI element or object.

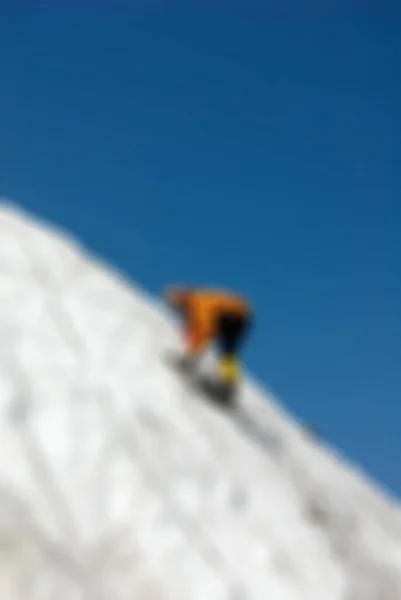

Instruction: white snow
[0,200,400,600]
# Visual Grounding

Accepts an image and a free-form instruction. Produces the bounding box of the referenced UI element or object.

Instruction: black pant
[215,310,252,356]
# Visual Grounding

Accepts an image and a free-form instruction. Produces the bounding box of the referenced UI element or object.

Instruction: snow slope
[0,201,400,600]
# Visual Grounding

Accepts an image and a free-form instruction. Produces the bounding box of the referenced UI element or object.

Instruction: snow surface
[0,201,400,600]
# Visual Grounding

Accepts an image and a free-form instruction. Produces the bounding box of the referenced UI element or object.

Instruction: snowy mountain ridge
[0,200,400,600]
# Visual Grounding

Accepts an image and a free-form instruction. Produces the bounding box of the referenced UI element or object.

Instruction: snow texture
[0,200,400,600]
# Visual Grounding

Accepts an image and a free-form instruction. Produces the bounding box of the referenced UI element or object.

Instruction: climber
[163,285,253,387]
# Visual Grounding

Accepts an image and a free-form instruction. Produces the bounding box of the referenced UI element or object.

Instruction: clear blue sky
[1,5,400,497]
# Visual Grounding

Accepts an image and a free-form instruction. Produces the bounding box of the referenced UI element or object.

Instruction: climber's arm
[182,309,210,354]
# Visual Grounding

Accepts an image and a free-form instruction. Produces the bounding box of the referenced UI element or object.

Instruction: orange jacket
[165,287,251,353]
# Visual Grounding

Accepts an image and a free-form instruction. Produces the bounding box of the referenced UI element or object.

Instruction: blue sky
[1,5,400,497]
